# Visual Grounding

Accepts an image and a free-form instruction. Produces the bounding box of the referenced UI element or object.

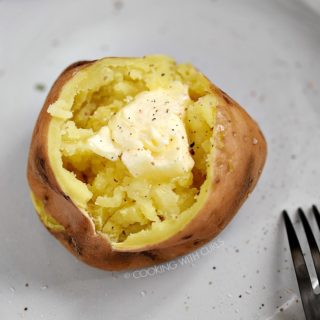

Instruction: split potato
[27,55,266,270]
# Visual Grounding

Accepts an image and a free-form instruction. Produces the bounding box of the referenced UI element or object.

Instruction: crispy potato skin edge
[27,60,267,271]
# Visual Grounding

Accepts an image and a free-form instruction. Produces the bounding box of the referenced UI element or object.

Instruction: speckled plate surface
[1,0,320,319]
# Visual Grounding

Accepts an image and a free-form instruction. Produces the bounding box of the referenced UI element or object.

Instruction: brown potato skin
[27,59,267,271]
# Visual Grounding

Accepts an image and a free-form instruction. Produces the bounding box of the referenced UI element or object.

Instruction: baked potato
[27,55,266,271]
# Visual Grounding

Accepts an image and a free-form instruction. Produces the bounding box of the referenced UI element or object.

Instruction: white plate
[1,0,320,319]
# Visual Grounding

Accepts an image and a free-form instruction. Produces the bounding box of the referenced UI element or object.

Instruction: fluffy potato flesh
[40,55,219,250]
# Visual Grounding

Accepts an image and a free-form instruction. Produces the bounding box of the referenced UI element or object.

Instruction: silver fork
[283,205,320,319]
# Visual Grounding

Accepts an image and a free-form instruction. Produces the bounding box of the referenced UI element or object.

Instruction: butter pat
[88,82,195,180]
[88,126,121,161]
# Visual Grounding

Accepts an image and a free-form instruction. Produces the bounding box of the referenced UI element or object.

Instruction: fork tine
[312,205,320,230]
[298,208,320,282]
[282,211,315,299]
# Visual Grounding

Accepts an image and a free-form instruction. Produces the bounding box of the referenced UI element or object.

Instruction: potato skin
[27,60,267,271]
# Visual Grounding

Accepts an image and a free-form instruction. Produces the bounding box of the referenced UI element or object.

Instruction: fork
[283,205,320,319]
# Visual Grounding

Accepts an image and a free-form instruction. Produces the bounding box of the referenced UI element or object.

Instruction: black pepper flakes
[35,83,46,92]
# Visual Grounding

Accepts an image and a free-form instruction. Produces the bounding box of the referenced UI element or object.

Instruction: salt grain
[216,124,225,132]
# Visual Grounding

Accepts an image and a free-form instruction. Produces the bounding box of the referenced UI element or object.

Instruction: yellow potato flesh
[41,55,218,250]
